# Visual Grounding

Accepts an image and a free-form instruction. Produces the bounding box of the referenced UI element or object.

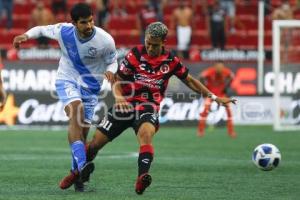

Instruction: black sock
[138,144,154,176]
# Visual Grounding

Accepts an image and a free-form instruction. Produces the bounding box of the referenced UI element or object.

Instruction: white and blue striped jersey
[25,23,118,94]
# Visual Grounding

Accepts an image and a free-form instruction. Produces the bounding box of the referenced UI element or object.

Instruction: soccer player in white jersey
[13,3,118,192]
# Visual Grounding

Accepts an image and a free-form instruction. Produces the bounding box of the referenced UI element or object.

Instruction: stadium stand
[0,0,300,53]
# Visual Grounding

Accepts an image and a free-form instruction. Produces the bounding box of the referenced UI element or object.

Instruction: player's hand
[104,71,115,84]
[0,89,6,112]
[13,34,29,49]
[215,97,237,106]
[114,98,133,113]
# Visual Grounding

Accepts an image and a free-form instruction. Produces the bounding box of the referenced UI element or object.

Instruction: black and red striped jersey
[117,45,189,110]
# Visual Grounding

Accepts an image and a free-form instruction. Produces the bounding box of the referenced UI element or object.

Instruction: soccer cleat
[74,179,84,192]
[59,170,79,190]
[78,161,95,183]
[59,162,95,191]
[73,161,95,192]
[135,173,152,195]
[74,179,85,192]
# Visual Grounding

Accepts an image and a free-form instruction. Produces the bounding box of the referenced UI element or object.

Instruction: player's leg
[66,100,87,169]
[85,107,133,176]
[198,98,212,136]
[86,128,110,162]
[56,81,95,190]
[133,107,159,195]
[225,105,236,138]
[71,87,101,191]
[135,122,156,195]
[60,100,92,191]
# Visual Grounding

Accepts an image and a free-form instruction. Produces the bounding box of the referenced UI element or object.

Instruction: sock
[198,108,209,134]
[71,140,86,172]
[198,98,211,134]
[86,142,98,162]
[226,106,234,134]
[71,154,78,172]
[138,144,154,176]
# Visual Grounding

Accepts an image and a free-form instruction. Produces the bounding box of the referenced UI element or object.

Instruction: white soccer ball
[252,143,281,171]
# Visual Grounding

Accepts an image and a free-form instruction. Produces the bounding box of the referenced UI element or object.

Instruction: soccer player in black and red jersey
[83,22,236,194]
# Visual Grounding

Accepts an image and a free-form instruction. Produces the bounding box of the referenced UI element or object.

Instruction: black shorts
[96,105,159,141]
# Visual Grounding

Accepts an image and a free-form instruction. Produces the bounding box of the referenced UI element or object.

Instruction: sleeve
[25,23,64,40]
[224,68,234,79]
[117,50,135,80]
[102,35,118,73]
[201,69,208,78]
[173,56,189,80]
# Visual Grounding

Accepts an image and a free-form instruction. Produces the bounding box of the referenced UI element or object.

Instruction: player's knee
[137,128,154,144]
[66,101,84,120]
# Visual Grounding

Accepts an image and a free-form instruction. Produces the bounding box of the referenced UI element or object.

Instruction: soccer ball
[252,143,281,171]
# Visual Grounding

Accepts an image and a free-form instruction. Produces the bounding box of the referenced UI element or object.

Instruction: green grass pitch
[0,125,299,200]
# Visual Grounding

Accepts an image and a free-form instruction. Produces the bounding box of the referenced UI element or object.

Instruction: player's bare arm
[13,34,29,48]
[112,74,133,113]
[104,71,115,84]
[182,74,236,105]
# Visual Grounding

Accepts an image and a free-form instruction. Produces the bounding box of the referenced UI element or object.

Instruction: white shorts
[220,1,235,18]
[177,26,192,51]
[55,79,98,124]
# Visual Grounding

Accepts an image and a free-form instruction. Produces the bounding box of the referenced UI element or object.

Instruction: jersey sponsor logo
[120,63,132,75]
[134,74,163,89]
[142,158,150,164]
[160,64,169,74]
[88,47,97,57]
[139,63,155,74]
[139,112,158,123]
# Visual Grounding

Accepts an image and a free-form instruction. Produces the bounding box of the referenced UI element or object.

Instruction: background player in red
[83,22,236,195]
[197,61,236,138]
[0,55,6,111]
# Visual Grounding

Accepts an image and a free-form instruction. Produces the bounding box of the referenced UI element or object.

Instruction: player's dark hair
[145,22,168,40]
[70,3,93,22]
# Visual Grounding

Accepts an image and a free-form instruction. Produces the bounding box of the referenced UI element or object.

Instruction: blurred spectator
[30,0,55,48]
[0,0,13,30]
[272,1,294,63]
[112,0,134,16]
[207,1,227,50]
[171,0,193,59]
[137,1,159,44]
[264,0,272,16]
[219,0,236,33]
[149,0,167,22]
[51,0,67,21]
[95,0,110,29]
[272,1,293,20]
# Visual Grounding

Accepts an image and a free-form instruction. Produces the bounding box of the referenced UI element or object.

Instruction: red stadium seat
[108,16,137,30]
